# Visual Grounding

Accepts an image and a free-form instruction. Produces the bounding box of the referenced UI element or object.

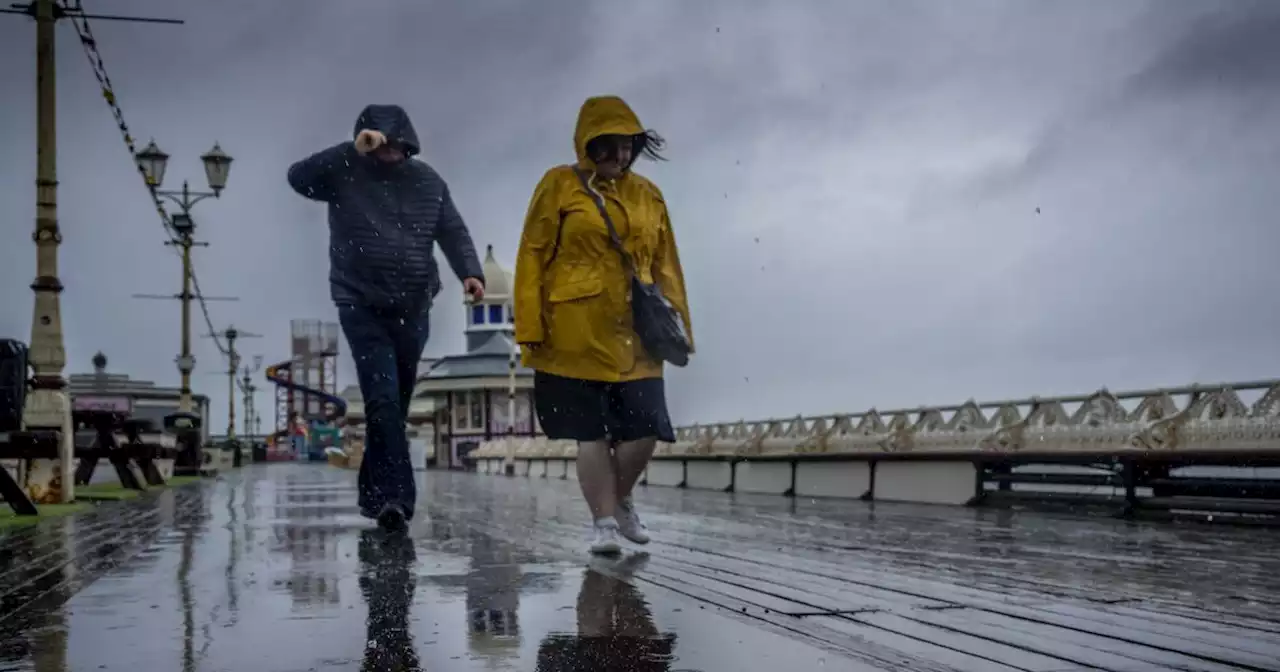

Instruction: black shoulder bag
[573,169,691,368]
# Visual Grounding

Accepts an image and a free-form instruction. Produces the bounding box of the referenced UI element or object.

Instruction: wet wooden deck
[0,464,1277,671]
[459,471,1280,671]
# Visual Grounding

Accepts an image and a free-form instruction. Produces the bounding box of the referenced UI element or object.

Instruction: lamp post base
[167,411,203,476]
[22,386,74,504]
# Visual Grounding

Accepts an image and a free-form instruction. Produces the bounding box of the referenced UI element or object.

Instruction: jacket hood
[354,104,421,157]
[574,96,644,170]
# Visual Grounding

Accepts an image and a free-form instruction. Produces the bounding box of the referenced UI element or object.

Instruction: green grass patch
[0,473,208,528]
[0,501,90,529]
[75,482,143,501]
[73,473,204,501]
[69,471,208,503]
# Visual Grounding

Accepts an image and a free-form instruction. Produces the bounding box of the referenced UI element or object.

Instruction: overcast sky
[2,0,1278,431]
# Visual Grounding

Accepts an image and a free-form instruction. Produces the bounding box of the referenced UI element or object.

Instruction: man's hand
[463,277,485,301]
[354,129,386,155]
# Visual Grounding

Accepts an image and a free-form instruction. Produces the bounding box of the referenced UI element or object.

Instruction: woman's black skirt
[533,371,676,443]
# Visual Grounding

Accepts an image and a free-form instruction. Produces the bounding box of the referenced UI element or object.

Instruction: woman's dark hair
[587,130,667,169]
[633,129,667,162]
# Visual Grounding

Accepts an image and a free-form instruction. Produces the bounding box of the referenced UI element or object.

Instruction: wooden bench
[1,415,180,517]
[0,429,60,516]
[71,414,172,490]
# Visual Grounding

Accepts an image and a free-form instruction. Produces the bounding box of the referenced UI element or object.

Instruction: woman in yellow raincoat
[514,95,694,554]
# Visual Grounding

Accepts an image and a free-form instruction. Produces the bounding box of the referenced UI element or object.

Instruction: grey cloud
[1128,0,1280,97]
[2,0,1277,430]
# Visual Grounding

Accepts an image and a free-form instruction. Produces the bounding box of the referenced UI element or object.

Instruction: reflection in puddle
[536,554,681,672]
[272,476,349,609]
[464,527,523,662]
[358,530,419,672]
[0,521,73,672]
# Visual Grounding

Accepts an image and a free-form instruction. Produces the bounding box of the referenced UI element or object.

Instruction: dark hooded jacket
[287,104,484,309]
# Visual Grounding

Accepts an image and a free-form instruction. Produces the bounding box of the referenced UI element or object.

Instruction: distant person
[514,95,694,555]
[287,104,485,532]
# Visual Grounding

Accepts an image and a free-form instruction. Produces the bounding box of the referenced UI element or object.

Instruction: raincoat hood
[574,96,644,170]
[354,104,421,157]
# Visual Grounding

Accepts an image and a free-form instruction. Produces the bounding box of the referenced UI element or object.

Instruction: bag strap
[573,167,637,279]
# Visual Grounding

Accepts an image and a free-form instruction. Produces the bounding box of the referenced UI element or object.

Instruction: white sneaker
[589,521,622,555]
[588,551,651,579]
[615,497,650,545]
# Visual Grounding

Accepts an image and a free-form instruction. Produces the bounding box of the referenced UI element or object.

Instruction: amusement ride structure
[264,320,346,461]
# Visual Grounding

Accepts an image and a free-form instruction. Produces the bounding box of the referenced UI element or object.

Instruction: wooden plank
[526,515,985,612]
[672,541,1280,668]
[843,610,1103,672]
[979,601,1280,670]
[659,509,1280,618]
[1028,601,1280,660]
[639,563,832,615]
[0,431,60,460]
[644,507,1280,631]
[812,615,1041,672]
[652,541,1034,609]
[644,538,1280,670]
[624,566,940,671]
[649,543,954,611]
[1096,601,1280,636]
[907,606,1250,672]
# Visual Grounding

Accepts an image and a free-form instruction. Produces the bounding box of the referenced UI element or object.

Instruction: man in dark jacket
[288,104,485,531]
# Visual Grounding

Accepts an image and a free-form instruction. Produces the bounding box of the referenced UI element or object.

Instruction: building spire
[465,243,515,352]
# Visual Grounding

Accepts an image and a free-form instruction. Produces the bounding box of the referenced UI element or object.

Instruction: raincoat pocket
[546,277,605,355]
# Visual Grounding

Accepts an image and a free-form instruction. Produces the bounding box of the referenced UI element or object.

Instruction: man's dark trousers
[338,302,430,520]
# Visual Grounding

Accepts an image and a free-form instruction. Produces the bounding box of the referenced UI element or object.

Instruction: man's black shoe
[376,503,408,532]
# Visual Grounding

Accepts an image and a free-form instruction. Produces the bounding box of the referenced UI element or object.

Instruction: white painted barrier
[795,461,871,499]
[734,461,792,495]
[874,461,977,505]
[463,379,1280,508]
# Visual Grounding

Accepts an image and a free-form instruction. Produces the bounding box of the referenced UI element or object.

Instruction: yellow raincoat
[513,96,694,382]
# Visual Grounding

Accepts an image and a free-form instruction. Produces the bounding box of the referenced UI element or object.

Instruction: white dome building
[411,245,540,469]
[465,245,515,351]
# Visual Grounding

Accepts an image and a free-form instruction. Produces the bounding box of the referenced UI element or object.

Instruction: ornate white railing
[471,379,1280,461]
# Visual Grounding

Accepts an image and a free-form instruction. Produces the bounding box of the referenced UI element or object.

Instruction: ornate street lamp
[131,139,235,475]
[136,139,234,197]
[136,139,169,188]
[201,143,233,195]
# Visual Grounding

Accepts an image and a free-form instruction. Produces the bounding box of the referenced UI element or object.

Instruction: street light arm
[157,189,217,211]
